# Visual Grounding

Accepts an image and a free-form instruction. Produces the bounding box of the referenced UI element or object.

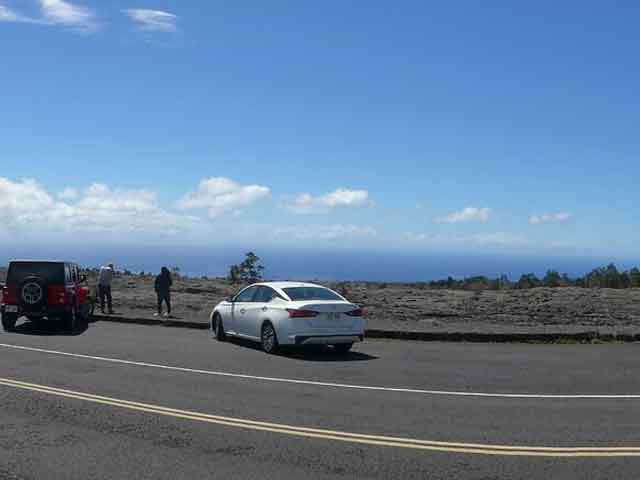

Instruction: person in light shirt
[98,263,115,314]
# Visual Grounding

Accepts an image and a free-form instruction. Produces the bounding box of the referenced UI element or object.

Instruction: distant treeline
[427,264,640,290]
[76,262,639,290]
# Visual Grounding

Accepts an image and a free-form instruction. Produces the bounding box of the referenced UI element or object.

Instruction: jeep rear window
[7,262,65,284]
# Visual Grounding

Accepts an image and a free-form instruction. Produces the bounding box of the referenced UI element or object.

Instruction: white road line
[0,342,638,399]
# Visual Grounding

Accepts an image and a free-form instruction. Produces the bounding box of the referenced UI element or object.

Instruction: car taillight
[2,284,18,305]
[287,309,319,318]
[48,285,69,305]
[345,308,364,317]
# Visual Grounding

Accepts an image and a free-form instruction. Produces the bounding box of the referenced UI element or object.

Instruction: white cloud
[471,232,530,248]
[435,206,491,224]
[0,5,41,23]
[177,177,270,218]
[0,177,193,236]
[406,231,530,249]
[58,187,79,200]
[0,5,18,22]
[281,188,371,215]
[529,212,572,225]
[0,178,54,214]
[0,1,95,29]
[273,224,377,241]
[124,9,177,32]
[39,0,96,31]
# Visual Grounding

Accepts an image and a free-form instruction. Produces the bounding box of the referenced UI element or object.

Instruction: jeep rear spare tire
[19,276,46,311]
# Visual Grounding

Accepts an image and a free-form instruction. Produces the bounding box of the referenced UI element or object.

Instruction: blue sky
[1,1,639,258]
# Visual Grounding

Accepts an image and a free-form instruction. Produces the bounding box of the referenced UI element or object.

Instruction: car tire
[333,343,353,353]
[261,321,279,354]
[2,314,17,332]
[212,314,226,341]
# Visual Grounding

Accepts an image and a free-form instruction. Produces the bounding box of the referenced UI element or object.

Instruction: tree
[228,264,242,283]
[493,274,512,290]
[585,264,621,288]
[620,271,632,289]
[228,252,265,284]
[630,268,640,288]
[543,270,562,287]
[516,273,541,289]
[605,263,622,288]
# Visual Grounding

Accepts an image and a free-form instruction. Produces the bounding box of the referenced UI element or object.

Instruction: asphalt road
[1,321,640,479]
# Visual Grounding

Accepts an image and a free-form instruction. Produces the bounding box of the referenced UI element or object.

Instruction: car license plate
[4,305,17,313]
[327,312,340,320]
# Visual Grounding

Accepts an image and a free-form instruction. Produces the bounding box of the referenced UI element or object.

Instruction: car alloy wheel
[261,322,278,354]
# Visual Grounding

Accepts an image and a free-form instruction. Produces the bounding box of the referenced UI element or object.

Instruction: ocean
[0,245,636,283]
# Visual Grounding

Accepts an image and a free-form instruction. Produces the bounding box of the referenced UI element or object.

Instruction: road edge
[91,314,639,343]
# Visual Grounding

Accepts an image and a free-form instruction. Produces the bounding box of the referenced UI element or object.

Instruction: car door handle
[240,309,246,314]
[262,307,268,312]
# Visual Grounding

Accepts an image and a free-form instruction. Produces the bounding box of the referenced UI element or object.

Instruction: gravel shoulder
[83,274,640,336]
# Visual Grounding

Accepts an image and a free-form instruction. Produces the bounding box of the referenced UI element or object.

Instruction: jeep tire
[64,307,78,332]
[2,313,18,332]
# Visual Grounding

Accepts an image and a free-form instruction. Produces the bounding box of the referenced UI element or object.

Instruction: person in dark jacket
[154,267,173,317]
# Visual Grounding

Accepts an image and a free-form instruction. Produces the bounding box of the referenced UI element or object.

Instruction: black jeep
[0,260,91,332]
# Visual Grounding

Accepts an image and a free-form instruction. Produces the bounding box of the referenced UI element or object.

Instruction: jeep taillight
[2,284,18,305]
[48,285,69,306]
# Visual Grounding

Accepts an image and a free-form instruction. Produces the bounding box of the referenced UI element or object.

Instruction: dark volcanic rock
[2,266,639,334]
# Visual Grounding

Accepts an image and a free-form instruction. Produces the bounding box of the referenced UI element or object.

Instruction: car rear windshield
[6,262,65,284]
[283,287,343,301]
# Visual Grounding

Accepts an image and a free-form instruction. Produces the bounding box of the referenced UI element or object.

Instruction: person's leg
[156,293,162,315]
[165,292,171,315]
[106,286,113,313]
[99,286,106,313]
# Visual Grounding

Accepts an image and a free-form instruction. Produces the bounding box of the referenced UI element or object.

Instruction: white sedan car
[210,282,365,354]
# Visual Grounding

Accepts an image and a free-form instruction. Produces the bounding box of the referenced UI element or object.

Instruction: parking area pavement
[1,321,640,479]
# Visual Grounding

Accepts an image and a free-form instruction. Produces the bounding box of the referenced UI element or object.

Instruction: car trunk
[290,301,359,329]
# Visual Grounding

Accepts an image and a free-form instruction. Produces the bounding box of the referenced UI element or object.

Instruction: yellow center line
[0,376,638,458]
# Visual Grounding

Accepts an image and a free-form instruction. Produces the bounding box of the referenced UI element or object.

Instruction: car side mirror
[226,297,234,303]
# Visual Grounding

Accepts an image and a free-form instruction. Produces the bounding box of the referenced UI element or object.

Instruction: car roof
[251,281,326,289]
